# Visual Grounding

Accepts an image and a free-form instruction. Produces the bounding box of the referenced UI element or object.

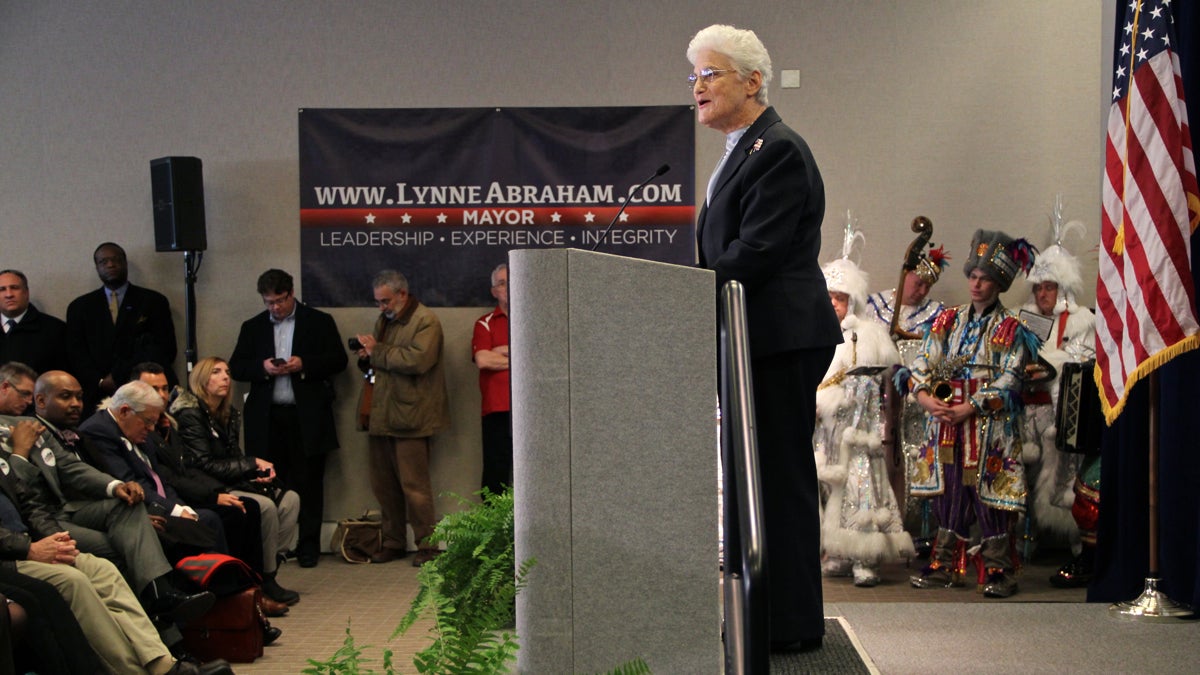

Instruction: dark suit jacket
[696,107,841,357]
[0,304,69,375]
[229,302,347,457]
[65,284,178,408]
[77,410,189,517]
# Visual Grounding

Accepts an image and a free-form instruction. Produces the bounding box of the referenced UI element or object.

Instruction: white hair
[687,24,772,106]
[107,379,164,414]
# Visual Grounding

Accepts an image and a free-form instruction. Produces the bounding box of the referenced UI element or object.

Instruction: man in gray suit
[0,360,212,622]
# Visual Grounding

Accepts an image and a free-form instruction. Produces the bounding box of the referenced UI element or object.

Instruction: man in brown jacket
[354,270,449,566]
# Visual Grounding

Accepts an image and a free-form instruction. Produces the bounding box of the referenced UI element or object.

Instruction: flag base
[1109,577,1195,622]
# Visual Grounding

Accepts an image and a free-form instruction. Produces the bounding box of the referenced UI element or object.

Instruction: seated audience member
[0,567,102,673]
[0,362,215,623]
[0,270,69,379]
[171,357,300,606]
[0,463,231,675]
[32,369,105,468]
[78,380,229,557]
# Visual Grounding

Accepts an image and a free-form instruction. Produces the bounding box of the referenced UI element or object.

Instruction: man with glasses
[79,379,231,557]
[0,362,36,418]
[230,269,347,567]
[353,269,448,566]
[472,263,511,496]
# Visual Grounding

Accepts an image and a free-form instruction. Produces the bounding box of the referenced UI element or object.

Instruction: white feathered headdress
[822,210,870,316]
[1027,194,1085,303]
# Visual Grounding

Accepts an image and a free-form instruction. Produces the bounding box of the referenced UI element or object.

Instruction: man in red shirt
[472,264,510,496]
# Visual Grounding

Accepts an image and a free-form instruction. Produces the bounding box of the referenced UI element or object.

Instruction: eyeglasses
[263,292,292,308]
[688,67,734,88]
[3,380,33,400]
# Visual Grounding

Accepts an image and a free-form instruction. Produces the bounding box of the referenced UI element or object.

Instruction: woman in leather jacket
[171,356,301,606]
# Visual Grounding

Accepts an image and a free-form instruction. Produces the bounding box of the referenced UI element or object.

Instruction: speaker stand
[183,250,202,375]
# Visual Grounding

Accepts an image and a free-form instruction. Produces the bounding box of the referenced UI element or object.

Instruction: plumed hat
[912,245,950,286]
[822,211,870,316]
[1026,195,1085,301]
[962,229,1037,292]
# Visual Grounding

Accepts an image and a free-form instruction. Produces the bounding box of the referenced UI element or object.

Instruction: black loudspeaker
[151,156,207,252]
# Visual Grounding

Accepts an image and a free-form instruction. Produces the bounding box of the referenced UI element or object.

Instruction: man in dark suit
[0,270,69,379]
[78,379,228,556]
[689,24,841,654]
[65,242,178,416]
[230,269,347,567]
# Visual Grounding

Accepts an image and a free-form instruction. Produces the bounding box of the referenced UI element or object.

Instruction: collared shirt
[271,302,298,405]
[105,283,129,315]
[706,127,749,204]
[1,309,27,332]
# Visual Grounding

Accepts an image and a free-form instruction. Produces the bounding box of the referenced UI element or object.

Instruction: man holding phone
[230,269,348,567]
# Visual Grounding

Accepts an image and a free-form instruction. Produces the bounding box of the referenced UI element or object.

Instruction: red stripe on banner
[299,205,696,228]
[1096,23,1200,424]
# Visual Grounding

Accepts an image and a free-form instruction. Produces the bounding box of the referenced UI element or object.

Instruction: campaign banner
[299,107,696,307]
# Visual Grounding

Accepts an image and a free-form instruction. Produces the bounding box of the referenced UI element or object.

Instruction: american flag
[1096,0,1200,424]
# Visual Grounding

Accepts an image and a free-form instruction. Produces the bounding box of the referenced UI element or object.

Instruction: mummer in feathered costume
[1018,196,1098,587]
[814,214,913,587]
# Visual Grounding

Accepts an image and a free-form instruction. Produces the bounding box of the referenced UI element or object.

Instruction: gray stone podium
[510,248,721,674]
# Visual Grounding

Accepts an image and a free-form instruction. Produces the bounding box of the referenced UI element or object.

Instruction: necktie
[2,319,12,334]
[706,135,739,204]
[108,291,119,323]
[125,438,165,497]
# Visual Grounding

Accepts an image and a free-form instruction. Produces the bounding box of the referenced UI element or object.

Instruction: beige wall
[0,1,1105,524]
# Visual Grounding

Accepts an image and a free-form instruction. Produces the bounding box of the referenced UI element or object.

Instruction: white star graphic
[365,213,376,224]
[401,213,412,224]
[1137,47,1149,61]
[1150,6,1163,19]
[550,212,562,223]
[584,212,595,223]
[619,212,630,222]
[1141,27,1154,41]
[1115,65,1126,79]
[437,213,448,223]
[1120,42,1131,57]
[1124,21,1134,35]
[1113,86,1122,100]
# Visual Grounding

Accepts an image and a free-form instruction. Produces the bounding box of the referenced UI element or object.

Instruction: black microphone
[590,164,671,252]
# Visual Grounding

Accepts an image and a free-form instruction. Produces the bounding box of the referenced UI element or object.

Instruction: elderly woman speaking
[690,23,841,653]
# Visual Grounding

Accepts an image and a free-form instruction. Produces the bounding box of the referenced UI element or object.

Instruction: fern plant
[395,487,534,674]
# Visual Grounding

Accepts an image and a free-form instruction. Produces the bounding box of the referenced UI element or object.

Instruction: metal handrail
[719,280,768,675]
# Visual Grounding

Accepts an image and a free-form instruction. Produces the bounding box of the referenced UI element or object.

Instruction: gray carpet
[769,617,876,674]
[830,602,1198,674]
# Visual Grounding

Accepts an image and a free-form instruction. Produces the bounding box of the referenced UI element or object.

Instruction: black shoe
[1049,554,1094,588]
[166,658,233,675]
[263,624,283,645]
[298,551,319,568]
[771,636,822,653]
[261,576,300,605]
[145,585,215,624]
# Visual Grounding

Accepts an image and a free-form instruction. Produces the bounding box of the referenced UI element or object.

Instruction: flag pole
[1109,370,1194,621]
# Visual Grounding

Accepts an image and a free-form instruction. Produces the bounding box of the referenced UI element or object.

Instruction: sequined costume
[814,315,913,581]
[866,289,944,336]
